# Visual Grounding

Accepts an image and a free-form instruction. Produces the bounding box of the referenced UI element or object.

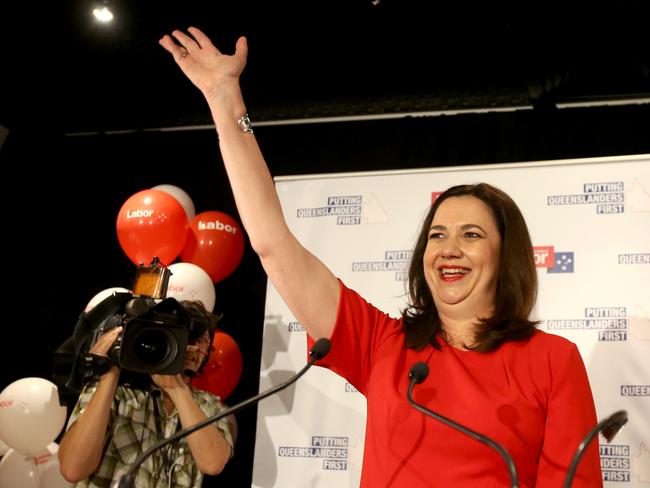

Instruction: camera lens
[133,329,170,364]
[117,318,187,375]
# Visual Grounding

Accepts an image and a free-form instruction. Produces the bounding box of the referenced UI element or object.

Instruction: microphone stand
[117,338,331,488]
[407,362,518,488]
[562,410,628,488]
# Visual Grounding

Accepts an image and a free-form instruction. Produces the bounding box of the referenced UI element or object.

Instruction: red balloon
[180,211,245,283]
[116,189,189,266]
[192,330,243,400]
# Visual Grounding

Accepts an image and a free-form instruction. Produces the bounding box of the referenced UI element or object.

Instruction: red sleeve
[307,279,401,395]
[536,342,603,487]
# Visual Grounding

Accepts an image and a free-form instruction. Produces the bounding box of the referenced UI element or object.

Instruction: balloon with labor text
[166,262,216,312]
[151,184,196,221]
[0,442,72,488]
[0,378,67,457]
[116,189,189,266]
[191,330,243,400]
[180,211,245,283]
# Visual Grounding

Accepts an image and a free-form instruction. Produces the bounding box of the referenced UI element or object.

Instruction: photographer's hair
[180,300,220,371]
[402,183,539,352]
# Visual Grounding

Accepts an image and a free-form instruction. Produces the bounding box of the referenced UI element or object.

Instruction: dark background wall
[1,102,648,486]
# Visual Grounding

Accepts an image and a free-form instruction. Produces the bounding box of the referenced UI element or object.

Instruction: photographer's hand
[91,326,122,356]
[59,326,123,482]
[83,326,122,377]
[151,373,186,392]
[152,372,231,475]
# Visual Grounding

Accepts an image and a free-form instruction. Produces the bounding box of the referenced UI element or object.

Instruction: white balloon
[37,443,72,488]
[166,262,216,312]
[151,184,196,220]
[85,286,130,312]
[0,443,71,488]
[0,437,8,456]
[0,379,67,456]
[0,448,38,488]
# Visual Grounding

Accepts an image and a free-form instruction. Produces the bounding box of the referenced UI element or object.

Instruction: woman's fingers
[159,34,185,60]
[171,29,201,55]
[188,26,218,52]
[234,36,248,61]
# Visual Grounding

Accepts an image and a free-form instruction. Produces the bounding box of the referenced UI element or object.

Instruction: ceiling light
[92,4,114,23]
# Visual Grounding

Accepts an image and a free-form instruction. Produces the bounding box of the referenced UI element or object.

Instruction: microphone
[407,362,519,488]
[117,337,332,487]
[562,410,628,488]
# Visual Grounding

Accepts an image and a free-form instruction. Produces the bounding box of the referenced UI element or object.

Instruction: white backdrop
[252,154,650,487]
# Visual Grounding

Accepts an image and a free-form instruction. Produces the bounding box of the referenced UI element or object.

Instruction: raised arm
[159,28,340,339]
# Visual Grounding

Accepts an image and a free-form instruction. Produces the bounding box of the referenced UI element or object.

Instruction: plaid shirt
[66,381,233,488]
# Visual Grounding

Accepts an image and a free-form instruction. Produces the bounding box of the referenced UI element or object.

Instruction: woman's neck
[437,311,482,350]
[436,301,494,348]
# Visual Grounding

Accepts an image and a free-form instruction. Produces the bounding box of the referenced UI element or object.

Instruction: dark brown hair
[181,300,220,339]
[180,300,221,371]
[402,183,539,352]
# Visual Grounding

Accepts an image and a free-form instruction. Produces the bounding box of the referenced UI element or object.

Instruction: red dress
[309,280,602,487]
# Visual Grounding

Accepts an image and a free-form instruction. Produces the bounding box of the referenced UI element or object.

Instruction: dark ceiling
[2,1,649,133]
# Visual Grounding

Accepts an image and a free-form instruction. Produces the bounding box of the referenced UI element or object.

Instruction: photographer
[58,300,234,487]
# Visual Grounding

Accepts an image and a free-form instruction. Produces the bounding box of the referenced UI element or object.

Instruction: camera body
[91,297,192,375]
[85,259,198,377]
[53,258,212,405]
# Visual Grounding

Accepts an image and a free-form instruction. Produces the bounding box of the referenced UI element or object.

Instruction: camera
[53,258,214,405]
[90,298,192,376]
[85,259,198,376]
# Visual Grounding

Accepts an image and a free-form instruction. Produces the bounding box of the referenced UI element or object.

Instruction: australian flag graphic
[548,252,574,273]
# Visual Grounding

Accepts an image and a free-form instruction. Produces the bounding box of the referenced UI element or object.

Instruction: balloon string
[29,457,42,483]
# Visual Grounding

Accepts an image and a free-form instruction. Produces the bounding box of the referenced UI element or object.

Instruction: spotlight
[92,2,114,23]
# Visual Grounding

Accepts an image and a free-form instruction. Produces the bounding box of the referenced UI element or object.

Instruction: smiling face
[423,195,502,320]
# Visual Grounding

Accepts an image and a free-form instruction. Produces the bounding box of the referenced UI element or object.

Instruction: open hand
[159,27,248,98]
